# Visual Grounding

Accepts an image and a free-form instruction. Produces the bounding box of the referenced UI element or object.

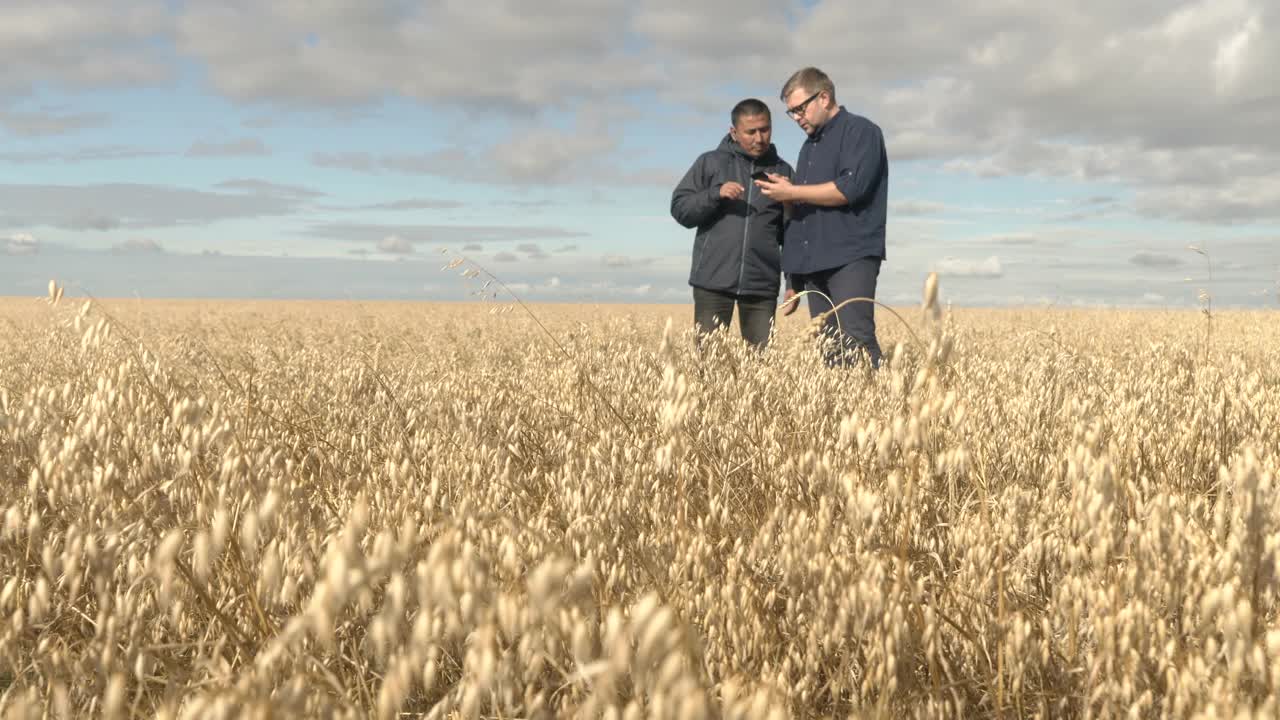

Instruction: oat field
[1,280,1278,719]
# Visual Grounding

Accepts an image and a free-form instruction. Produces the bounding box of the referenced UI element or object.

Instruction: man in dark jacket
[671,98,795,349]
[756,67,888,369]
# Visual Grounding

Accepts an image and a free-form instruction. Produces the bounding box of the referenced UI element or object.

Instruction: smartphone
[750,170,771,182]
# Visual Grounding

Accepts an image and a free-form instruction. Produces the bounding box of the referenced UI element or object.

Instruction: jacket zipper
[737,158,754,293]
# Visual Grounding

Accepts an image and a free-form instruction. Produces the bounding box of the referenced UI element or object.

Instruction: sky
[2,0,1278,308]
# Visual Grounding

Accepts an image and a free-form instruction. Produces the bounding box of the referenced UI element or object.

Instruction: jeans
[691,286,777,349]
[793,257,883,368]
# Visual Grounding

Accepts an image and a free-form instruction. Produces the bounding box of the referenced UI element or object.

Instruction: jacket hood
[717,133,780,164]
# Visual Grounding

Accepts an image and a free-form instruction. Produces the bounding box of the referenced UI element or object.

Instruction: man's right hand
[719,182,745,200]
[780,288,799,316]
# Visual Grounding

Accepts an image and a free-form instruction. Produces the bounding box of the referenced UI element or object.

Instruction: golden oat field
[1,280,1278,719]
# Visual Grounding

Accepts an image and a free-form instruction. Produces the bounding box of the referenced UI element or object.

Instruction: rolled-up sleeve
[833,124,886,207]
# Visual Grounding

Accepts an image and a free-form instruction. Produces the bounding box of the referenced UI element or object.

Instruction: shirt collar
[809,106,847,142]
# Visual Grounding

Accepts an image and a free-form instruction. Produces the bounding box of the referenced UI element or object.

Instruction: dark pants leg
[692,287,777,350]
[692,286,736,345]
[735,294,777,349]
[797,257,882,368]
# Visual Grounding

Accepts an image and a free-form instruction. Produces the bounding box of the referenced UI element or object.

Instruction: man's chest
[796,136,842,185]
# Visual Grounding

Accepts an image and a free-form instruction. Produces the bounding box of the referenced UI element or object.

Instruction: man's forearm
[792,181,848,207]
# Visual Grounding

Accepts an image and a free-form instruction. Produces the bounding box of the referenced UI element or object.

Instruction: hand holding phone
[750,170,771,182]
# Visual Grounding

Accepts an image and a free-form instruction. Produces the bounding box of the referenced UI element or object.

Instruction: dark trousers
[793,257,883,368]
[692,286,776,349]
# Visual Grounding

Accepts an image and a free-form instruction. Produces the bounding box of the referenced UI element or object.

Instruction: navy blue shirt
[783,107,888,275]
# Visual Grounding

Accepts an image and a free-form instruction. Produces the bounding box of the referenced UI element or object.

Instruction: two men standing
[671,68,888,368]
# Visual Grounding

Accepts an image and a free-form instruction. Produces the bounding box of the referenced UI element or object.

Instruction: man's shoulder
[693,146,730,165]
[836,108,883,137]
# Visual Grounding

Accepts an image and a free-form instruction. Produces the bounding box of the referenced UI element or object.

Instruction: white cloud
[0,1,173,92]
[3,232,39,255]
[988,233,1038,246]
[1132,176,1280,223]
[0,145,171,164]
[1211,11,1262,95]
[305,222,586,245]
[892,199,949,216]
[376,234,413,255]
[111,237,163,254]
[934,255,1003,278]
[349,197,463,211]
[311,108,624,187]
[186,137,269,157]
[0,108,110,137]
[214,179,323,199]
[0,182,310,230]
[516,243,548,260]
[311,152,379,172]
[175,0,656,109]
[500,133,610,183]
[66,210,120,231]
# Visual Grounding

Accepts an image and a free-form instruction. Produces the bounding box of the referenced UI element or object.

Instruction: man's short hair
[781,67,836,104]
[731,98,771,127]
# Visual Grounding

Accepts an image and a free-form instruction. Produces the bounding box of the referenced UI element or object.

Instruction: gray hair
[780,67,836,105]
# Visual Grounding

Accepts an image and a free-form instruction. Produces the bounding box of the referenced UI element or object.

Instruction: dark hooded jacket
[670,135,794,297]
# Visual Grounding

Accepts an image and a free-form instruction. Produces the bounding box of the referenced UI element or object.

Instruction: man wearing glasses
[755,67,888,369]
[671,98,795,350]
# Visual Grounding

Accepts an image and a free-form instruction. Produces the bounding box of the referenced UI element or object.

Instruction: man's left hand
[755,173,797,202]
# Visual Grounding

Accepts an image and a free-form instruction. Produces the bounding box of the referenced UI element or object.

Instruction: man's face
[784,87,832,136]
[730,113,772,158]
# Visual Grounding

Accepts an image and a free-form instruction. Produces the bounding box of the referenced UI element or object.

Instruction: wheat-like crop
[0,278,1277,719]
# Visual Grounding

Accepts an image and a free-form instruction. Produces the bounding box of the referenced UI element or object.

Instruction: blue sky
[3,0,1278,307]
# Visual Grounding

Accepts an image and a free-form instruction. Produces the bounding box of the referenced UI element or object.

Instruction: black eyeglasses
[786,91,822,118]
